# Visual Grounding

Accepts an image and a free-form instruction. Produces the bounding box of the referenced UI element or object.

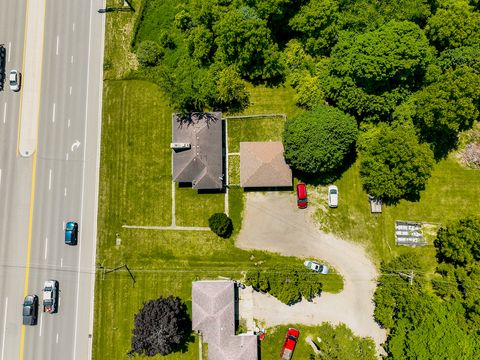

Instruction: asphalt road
[0,0,105,359]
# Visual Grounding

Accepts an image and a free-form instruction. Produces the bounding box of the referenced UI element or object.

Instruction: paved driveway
[236,192,386,353]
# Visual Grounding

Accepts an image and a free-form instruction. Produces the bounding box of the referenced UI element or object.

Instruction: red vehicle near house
[296,183,308,209]
[281,328,299,360]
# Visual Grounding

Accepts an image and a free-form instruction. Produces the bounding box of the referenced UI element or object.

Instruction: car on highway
[328,185,338,208]
[43,280,59,313]
[65,221,78,245]
[304,260,329,274]
[281,328,299,360]
[296,183,308,209]
[22,295,39,325]
[9,70,21,92]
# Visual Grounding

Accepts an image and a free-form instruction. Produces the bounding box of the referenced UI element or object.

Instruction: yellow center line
[19,0,46,357]
[19,152,37,360]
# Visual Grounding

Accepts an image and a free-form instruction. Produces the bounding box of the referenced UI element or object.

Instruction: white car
[328,185,338,208]
[304,260,329,274]
[9,70,21,91]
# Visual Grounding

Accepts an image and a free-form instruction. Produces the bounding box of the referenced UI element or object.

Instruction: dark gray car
[22,295,39,325]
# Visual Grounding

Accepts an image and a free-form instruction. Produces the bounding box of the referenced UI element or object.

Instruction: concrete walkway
[18,0,46,157]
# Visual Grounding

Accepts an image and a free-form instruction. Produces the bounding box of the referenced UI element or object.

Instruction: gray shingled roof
[172,113,223,189]
[240,142,292,187]
[192,281,258,360]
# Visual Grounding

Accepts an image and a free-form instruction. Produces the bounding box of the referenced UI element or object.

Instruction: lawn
[227,116,286,153]
[315,158,480,264]
[174,185,225,227]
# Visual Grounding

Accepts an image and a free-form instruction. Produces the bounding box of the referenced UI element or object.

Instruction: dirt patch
[236,192,386,354]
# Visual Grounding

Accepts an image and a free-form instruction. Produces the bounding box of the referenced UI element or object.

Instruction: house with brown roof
[192,281,258,360]
[240,142,292,188]
[171,112,223,190]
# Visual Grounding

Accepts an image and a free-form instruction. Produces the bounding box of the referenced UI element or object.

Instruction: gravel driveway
[236,192,386,353]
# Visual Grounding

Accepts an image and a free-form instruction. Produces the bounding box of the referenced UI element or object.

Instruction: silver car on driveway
[328,185,338,208]
[304,260,329,274]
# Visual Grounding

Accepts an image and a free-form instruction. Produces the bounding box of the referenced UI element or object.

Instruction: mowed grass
[103,0,141,79]
[174,185,225,227]
[227,155,240,185]
[97,80,173,261]
[315,158,480,264]
[93,272,199,360]
[227,116,286,153]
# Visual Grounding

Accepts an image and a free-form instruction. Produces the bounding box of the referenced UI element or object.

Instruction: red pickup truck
[281,328,299,360]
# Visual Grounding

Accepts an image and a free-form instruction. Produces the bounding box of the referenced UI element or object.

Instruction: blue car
[65,221,78,245]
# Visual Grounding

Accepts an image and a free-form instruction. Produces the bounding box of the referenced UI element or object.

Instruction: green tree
[322,20,434,122]
[174,9,193,31]
[425,0,480,51]
[436,45,480,73]
[135,40,164,67]
[210,65,250,112]
[289,0,339,55]
[312,323,376,360]
[244,265,324,305]
[434,216,480,266]
[187,25,214,65]
[358,120,434,203]
[283,105,358,176]
[208,213,233,238]
[337,0,433,33]
[213,6,285,83]
[394,66,480,158]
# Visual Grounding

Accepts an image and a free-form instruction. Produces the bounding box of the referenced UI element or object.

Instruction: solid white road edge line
[7,43,10,63]
[2,103,6,124]
[1,297,8,360]
[56,35,59,55]
[48,169,52,190]
[39,313,43,337]
[44,237,48,259]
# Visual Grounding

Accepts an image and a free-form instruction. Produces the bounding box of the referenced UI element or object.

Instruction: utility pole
[398,271,415,286]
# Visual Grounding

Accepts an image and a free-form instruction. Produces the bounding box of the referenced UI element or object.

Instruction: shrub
[208,213,233,238]
[136,40,164,67]
[245,265,323,305]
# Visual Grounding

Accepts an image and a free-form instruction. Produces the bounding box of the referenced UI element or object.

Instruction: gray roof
[172,113,223,189]
[240,142,292,187]
[192,281,258,360]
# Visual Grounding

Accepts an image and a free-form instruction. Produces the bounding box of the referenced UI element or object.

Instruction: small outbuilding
[240,142,292,188]
[171,112,223,190]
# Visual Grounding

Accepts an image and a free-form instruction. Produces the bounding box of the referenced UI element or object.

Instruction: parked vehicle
[328,185,338,208]
[43,280,59,313]
[0,45,5,91]
[9,69,20,91]
[296,183,308,209]
[22,295,39,325]
[304,260,329,274]
[281,328,299,360]
[65,221,78,245]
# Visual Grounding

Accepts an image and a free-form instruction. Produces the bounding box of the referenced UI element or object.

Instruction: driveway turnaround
[237,192,386,353]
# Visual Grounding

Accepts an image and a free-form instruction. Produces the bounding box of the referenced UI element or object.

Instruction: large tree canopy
[283,105,358,176]
[322,20,434,122]
[425,0,480,51]
[394,66,480,158]
[434,216,480,266]
[357,120,434,203]
[130,296,191,356]
[213,6,285,82]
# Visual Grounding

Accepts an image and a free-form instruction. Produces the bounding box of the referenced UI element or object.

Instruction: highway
[0,0,105,359]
